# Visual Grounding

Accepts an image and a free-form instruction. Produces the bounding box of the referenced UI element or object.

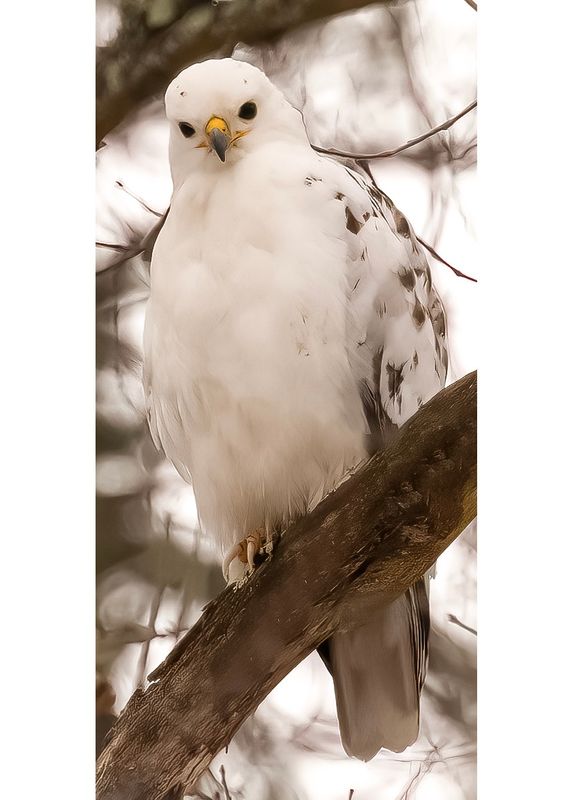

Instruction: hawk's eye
[178,122,195,138]
[238,101,257,120]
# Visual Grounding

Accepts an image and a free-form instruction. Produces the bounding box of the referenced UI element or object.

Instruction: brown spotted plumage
[312,161,449,759]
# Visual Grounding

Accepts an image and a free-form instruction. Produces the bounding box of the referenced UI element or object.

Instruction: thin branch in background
[361,162,478,284]
[96,241,131,252]
[463,0,477,11]
[219,766,232,800]
[387,4,438,139]
[425,170,450,252]
[96,240,144,274]
[96,210,167,275]
[116,180,163,217]
[417,235,477,283]
[191,791,213,800]
[134,586,165,689]
[399,763,424,800]
[97,290,150,316]
[312,100,477,160]
[348,790,355,800]
[450,176,474,237]
[447,613,477,636]
[190,766,233,800]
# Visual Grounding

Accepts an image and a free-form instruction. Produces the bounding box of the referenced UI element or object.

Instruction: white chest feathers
[145,153,367,549]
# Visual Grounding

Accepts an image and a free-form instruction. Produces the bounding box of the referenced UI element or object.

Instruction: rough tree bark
[97,0,392,144]
[96,370,476,800]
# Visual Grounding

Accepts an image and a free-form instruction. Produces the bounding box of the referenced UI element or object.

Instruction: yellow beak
[205,116,231,162]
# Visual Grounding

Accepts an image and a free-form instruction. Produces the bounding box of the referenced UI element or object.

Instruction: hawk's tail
[319,578,430,760]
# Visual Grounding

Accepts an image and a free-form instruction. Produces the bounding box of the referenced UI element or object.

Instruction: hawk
[143,58,448,760]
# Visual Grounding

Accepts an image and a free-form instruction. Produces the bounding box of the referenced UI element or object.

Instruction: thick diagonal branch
[96,371,477,800]
[97,0,390,144]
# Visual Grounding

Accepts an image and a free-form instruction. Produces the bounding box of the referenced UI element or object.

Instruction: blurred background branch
[97,0,397,144]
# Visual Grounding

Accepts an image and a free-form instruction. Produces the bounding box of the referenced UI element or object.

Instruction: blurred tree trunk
[97,0,395,144]
[96,371,476,800]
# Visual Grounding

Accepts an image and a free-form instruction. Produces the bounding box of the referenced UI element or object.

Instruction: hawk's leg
[222,529,265,582]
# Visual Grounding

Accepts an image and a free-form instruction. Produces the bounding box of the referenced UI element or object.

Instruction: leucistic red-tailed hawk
[143,58,448,760]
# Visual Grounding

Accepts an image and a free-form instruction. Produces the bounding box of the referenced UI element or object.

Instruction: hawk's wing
[317,157,448,758]
[337,162,448,446]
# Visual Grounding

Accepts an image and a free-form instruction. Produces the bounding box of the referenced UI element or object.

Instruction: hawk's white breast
[145,144,370,549]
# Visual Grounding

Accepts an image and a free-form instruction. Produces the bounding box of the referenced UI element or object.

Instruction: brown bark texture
[96,0,390,144]
[96,370,477,800]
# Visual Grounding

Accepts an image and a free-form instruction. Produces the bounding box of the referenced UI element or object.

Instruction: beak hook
[205,116,231,162]
[209,128,230,162]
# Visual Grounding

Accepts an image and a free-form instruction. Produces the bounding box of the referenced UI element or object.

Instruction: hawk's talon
[223,529,265,583]
[222,544,242,582]
[247,536,257,571]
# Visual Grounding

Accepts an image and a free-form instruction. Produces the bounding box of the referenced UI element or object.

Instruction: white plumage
[144,58,448,759]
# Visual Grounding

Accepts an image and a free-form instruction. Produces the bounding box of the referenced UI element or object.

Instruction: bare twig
[96,211,167,275]
[219,766,232,800]
[360,162,478,284]
[447,613,477,636]
[400,763,426,800]
[463,0,477,11]
[96,241,131,252]
[417,236,477,283]
[116,181,163,217]
[312,100,477,160]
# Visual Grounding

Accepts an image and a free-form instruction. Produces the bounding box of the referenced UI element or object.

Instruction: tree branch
[96,371,476,800]
[96,0,391,145]
[416,235,477,283]
[312,99,477,160]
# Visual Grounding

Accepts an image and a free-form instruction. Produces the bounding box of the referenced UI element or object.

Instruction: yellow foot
[222,529,264,582]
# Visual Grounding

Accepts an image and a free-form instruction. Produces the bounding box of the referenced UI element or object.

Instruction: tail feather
[322,578,430,760]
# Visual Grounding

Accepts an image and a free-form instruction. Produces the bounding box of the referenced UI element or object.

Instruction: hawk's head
[165,59,305,182]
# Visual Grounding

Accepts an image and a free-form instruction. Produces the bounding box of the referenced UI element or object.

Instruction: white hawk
[143,58,448,760]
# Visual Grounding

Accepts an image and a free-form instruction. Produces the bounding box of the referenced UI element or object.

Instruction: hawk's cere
[143,58,448,760]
